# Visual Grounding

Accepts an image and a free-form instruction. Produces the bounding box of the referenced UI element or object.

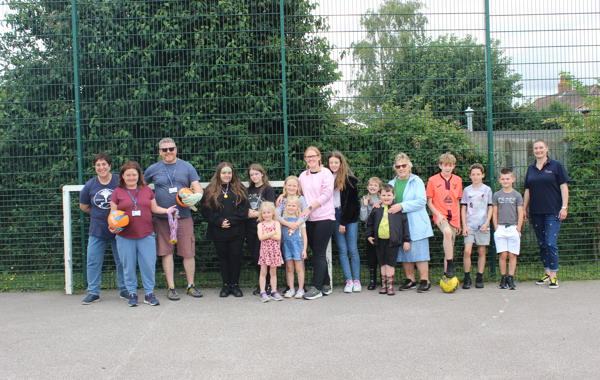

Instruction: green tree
[349,0,427,113]
[0,0,339,275]
[349,0,522,130]
[548,78,600,260]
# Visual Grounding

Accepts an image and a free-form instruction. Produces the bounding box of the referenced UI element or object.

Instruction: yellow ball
[439,276,459,293]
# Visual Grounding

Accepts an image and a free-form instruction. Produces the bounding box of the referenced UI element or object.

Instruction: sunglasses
[221,169,233,174]
[395,164,408,169]
[304,154,319,159]
[160,147,176,152]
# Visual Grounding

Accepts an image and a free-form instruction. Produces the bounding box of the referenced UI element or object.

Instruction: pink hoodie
[299,167,335,222]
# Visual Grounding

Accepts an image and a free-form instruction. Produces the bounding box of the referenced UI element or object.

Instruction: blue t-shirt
[524,157,570,215]
[79,174,119,239]
[144,159,201,219]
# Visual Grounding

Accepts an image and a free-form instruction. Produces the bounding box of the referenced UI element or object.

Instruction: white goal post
[62,180,332,295]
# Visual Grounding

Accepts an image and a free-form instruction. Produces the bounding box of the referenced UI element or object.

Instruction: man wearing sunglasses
[144,138,204,300]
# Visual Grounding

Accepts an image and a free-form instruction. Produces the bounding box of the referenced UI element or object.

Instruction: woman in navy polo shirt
[524,139,569,289]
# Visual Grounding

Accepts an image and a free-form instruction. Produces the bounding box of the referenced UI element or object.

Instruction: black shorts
[376,239,397,267]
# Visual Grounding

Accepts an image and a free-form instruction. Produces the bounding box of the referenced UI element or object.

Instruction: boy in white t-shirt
[493,168,524,290]
[460,163,493,289]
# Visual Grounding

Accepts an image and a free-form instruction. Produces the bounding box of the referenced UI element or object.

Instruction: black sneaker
[399,279,417,291]
[548,277,559,289]
[252,286,260,296]
[498,275,508,289]
[462,275,472,289]
[219,285,230,298]
[475,273,484,288]
[230,284,243,297]
[417,280,431,293]
[506,275,516,290]
[445,259,455,279]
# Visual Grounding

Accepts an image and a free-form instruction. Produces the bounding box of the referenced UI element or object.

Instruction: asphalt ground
[1,280,599,380]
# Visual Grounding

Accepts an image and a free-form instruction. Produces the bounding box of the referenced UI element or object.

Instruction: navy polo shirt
[524,157,569,215]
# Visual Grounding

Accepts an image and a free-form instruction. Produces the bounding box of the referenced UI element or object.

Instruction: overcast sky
[314,0,600,103]
[1,1,598,104]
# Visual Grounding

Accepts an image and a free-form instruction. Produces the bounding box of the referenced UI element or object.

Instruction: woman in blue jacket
[388,153,433,292]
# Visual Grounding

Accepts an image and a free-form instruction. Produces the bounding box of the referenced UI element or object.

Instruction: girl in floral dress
[257,202,284,302]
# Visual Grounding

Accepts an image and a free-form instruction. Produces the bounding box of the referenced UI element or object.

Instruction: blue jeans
[86,236,126,295]
[334,208,360,281]
[116,234,157,295]
[531,214,561,272]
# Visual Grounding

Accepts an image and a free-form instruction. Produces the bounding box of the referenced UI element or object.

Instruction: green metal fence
[1,0,598,292]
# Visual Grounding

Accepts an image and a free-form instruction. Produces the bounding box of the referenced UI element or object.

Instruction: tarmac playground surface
[1,280,599,380]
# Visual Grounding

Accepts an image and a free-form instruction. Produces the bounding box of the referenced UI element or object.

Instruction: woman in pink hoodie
[298,146,336,300]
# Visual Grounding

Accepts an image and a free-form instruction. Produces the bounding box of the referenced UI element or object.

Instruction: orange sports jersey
[426,173,463,228]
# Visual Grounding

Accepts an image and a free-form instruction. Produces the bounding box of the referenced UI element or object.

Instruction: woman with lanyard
[388,153,433,292]
[299,146,336,300]
[110,161,175,307]
[524,139,569,289]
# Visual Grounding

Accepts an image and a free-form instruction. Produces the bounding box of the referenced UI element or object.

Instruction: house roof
[532,85,600,111]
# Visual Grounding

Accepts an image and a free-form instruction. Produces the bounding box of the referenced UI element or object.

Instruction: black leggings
[306,219,335,290]
[365,238,378,268]
[213,238,244,285]
[245,221,261,273]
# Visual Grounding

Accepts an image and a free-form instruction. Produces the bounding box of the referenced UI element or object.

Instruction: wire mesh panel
[0,0,598,292]
[489,0,600,279]
[0,1,77,290]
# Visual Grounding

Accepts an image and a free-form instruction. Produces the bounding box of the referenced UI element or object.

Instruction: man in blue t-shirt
[145,138,204,300]
[79,153,127,304]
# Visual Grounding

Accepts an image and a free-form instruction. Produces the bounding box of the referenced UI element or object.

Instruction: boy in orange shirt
[426,153,463,281]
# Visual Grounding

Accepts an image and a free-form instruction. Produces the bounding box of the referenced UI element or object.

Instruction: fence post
[279,0,290,177]
[71,0,86,284]
[484,0,496,276]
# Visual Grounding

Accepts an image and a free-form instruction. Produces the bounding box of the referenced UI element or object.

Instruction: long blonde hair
[281,175,303,198]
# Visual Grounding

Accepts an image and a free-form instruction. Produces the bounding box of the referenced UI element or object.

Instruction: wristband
[561,206,567,210]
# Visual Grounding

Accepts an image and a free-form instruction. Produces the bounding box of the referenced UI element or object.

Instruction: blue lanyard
[126,187,139,210]
[162,162,176,188]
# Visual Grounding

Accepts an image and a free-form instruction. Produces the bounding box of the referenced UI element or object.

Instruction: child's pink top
[299,167,335,222]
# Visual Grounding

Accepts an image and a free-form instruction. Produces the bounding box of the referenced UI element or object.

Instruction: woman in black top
[245,163,277,294]
[328,151,361,293]
[201,162,249,297]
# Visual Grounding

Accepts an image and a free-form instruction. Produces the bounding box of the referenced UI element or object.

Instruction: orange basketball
[176,187,194,208]
[107,210,129,230]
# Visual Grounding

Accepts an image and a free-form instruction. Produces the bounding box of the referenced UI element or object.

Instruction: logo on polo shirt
[544,169,553,174]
